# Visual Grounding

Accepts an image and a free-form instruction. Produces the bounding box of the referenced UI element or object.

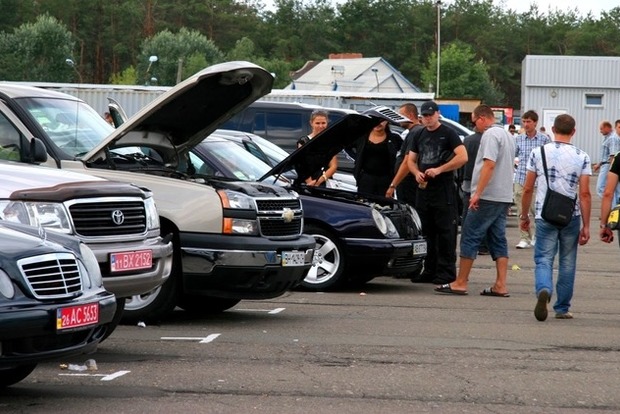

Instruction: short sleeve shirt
[410,123,463,187]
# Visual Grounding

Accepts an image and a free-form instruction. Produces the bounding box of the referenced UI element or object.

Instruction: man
[508,124,517,136]
[513,110,551,249]
[520,114,591,321]
[593,120,620,202]
[435,104,515,297]
[386,103,422,205]
[407,101,467,284]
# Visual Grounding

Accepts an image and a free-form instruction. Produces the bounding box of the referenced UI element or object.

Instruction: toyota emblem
[111,210,125,225]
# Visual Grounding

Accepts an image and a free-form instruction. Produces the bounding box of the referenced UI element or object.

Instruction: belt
[601,162,609,165]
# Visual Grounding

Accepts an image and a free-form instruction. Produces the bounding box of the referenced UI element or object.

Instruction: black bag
[540,145,576,228]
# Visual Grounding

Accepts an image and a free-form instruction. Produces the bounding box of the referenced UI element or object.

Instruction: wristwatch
[389,183,395,188]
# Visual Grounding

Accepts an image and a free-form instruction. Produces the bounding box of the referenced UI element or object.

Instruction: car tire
[300,224,346,291]
[177,295,241,314]
[0,364,37,388]
[99,298,125,342]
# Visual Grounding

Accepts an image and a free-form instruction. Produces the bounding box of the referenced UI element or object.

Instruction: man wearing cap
[407,100,467,284]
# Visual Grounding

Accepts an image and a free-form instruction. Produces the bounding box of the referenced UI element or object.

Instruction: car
[0,159,172,339]
[0,221,116,388]
[1,62,316,323]
[188,110,427,290]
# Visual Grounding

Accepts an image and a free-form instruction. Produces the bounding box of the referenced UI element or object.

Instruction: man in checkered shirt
[513,110,551,249]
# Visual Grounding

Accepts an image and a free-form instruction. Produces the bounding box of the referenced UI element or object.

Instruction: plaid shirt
[599,133,620,163]
[514,131,551,185]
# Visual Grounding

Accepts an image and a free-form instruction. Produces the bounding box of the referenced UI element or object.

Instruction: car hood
[259,106,410,182]
[82,61,274,163]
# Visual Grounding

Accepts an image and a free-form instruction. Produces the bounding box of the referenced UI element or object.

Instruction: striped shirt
[514,131,551,185]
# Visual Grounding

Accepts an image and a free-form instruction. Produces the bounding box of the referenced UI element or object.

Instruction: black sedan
[0,222,116,387]
[186,112,427,290]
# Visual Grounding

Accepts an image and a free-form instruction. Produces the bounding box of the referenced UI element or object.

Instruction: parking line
[161,333,221,343]
[59,370,131,381]
[236,307,285,314]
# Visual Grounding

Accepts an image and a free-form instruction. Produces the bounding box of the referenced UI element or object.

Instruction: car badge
[111,210,125,225]
[281,208,294,223]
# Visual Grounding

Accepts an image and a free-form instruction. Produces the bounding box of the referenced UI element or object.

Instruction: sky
[264,0,617,18]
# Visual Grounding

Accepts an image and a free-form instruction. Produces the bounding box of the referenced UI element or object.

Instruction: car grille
[383,203,421,239]
[19,253,83,299]
[69,200,146,237]
[255,198,303,238]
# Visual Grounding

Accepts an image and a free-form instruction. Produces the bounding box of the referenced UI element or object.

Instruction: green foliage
[109,66,138,85]
[0,14,75,82]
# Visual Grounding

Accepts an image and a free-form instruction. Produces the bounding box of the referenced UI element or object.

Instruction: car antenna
[65,58,82,151]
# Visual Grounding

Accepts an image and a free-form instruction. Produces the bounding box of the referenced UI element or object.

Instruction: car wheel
[99,298,125,342]
[0,364,37,388]
[301,225,346,291]
[178,295,241,314]
[121,274,179,324]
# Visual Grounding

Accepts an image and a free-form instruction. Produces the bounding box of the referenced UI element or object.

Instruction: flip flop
[480,287,510,297]
[434,284,468,295]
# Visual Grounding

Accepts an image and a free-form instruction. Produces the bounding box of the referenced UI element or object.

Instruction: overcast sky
[264,0,617,18]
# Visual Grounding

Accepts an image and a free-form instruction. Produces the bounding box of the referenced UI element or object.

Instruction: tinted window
[265,112,303,138]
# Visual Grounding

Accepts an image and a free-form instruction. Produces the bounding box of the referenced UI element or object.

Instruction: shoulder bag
[540,145,576,228]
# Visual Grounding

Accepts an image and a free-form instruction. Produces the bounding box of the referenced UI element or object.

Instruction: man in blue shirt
[593,120,620,204]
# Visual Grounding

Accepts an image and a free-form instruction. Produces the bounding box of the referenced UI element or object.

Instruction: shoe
[480,287,510,297]
[516,239,531,249]
[555,312,573,319]
[434,284,468,295]
[530,238,536,247]
[534,289,550,321]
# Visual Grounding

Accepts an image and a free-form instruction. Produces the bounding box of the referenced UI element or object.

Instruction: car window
[264,112,303,138]
[0,112,22,161]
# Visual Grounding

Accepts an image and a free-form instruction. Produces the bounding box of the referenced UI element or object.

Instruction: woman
[295,109,337,187]
[600,152,620,245]
[352,120,401,196]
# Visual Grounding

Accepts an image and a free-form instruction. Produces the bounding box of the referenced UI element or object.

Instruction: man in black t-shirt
[407,101,467,284]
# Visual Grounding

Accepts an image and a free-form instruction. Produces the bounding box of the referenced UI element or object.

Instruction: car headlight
[372,208,399,238]
[79,243,103,288]
[407,205,423,232]
[0,269,15,299]
[0,200,72,233]
[217,189,259,235]
[144,196,160,231]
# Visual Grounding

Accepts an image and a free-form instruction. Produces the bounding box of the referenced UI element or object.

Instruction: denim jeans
[596,163,620,203]
[533,216,581,314]
[460,199,510,260]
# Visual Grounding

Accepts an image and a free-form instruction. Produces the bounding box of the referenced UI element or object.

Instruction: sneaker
[555,312,573,319]
[530,238,536,247]
[534,289,550,321]
[516,239,531,249]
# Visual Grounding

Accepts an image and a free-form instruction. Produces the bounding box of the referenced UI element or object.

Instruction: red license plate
[57,303,99,331]
[110,250,153,273]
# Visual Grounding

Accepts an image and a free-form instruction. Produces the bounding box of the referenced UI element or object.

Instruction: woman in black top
[296,110,337,187]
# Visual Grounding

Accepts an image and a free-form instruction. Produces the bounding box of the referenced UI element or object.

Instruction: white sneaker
[516,239,531,249]
[530,238,536,247]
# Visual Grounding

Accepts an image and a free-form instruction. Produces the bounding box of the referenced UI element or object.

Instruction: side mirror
[29,138,48,163]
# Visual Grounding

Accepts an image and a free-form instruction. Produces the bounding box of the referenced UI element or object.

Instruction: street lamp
[435,1,442,98]
[371,67,380,92]
[145,55,158,85]
[65,58,83,83]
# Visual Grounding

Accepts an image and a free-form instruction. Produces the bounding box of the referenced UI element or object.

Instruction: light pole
[371,67,380,92]
[65,58,82,83]
[145,55,158,86]
[435,0,441,98]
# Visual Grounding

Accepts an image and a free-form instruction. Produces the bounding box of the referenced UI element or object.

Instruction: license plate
[57,303,99,331]
[110,250,153,273]
[413,241,427,256]
[281,251,306,267]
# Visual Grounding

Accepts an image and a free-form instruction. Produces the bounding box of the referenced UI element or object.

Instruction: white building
[521,55,620,160]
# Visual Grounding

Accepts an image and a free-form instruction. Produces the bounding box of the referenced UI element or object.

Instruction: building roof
[286,57,421,93]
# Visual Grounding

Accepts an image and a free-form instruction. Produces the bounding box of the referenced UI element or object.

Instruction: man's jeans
[533,216,581,314]
[596,162,620,203]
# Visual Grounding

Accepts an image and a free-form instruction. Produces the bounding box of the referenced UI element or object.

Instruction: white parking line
[59,370,131,381]
[236,307,285,314]
[161,333,221,343]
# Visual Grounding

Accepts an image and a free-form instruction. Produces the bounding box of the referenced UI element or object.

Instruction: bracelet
[600,224,607,229]
[389,183,395,188]
[519,215,529,220]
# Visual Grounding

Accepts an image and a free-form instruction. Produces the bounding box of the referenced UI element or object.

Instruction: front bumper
[90,236,174,298]
[342,237,426,277]
[179,233,316,299]
[0,292,116,366]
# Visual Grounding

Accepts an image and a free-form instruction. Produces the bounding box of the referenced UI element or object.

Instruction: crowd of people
[300,101,620,323]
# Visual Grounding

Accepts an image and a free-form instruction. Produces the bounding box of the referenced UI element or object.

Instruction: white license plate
[413,241,427,256]
[282,251,306,267]
[110,250,153,273]
[57,303,99,331]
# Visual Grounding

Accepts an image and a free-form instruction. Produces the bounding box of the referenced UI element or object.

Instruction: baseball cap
[420,101,439,115]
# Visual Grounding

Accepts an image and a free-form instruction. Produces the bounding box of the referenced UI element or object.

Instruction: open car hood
[82,61,274,162]
[259,106,411,182]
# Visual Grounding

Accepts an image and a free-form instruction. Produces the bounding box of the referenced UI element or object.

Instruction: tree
[421,41,504,105]
[137,27,224,85]
[0,14,75,82]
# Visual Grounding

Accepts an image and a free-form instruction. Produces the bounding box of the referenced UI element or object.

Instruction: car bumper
[342,237,426,276]
[0,292,116,366]
[90,237,174,298]
[179,233,316,299]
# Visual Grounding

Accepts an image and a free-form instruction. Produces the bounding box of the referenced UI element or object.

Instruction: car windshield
[198,140,274,181]
[15,97,113,157]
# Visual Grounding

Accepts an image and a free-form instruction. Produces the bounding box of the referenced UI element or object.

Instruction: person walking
[296,109,337,187]
[386,103,422,204]
[407,101,467,284]
[593,120,620,203]
[600,151,620,246]
[434,104,515,296]
[513,110,551,249]
[520,114,591,321]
